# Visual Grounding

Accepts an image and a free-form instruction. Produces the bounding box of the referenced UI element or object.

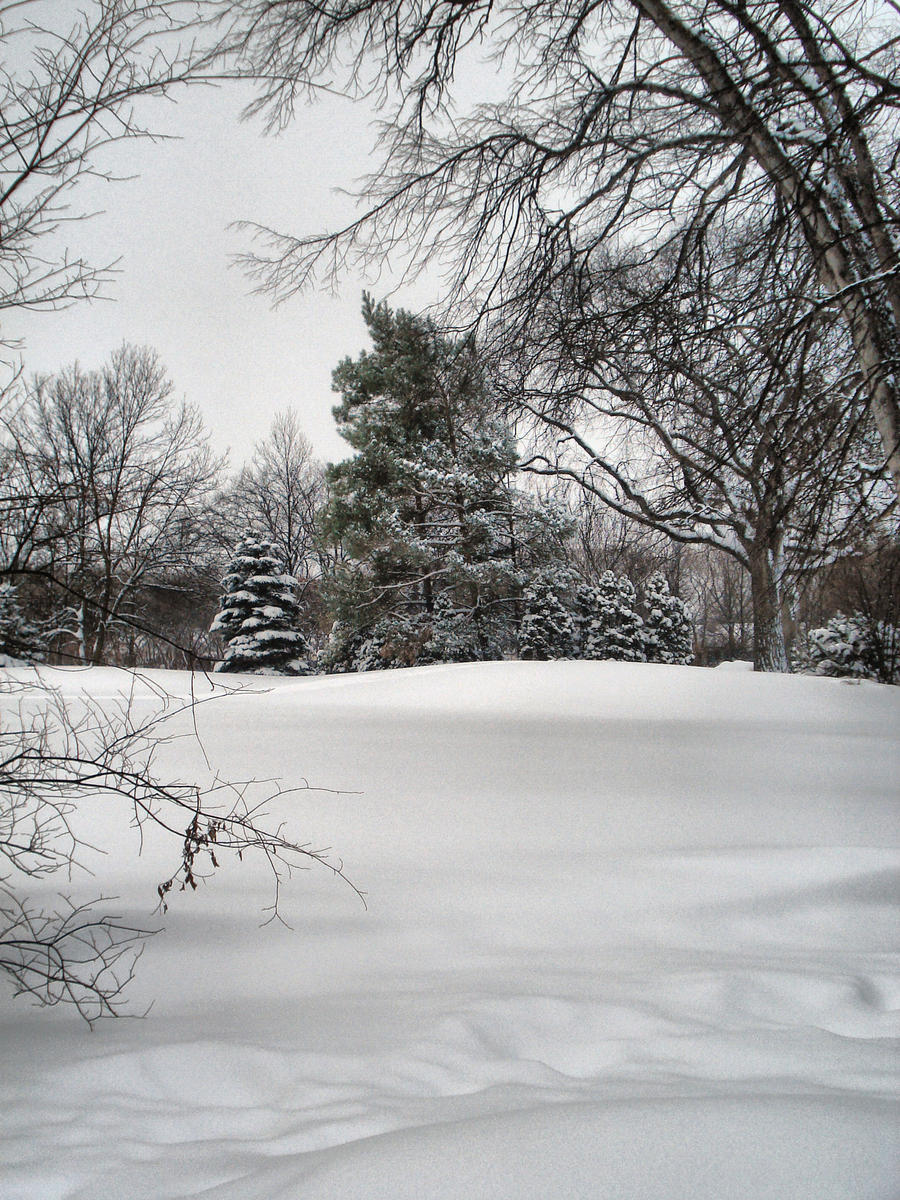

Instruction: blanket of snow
[1,661,898,1199]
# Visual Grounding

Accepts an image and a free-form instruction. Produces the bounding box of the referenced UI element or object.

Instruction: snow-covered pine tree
[583,571,645,662]
[796,612,877,681]
[0,582,45,664]
[323,295,572,669]
[210,533,309,674]
[572,582,601,658]
[642,572,694,665]
[319,619,364,675]
[518,574,577,660]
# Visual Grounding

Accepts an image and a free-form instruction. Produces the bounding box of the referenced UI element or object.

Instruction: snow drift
[1,661,898,1198]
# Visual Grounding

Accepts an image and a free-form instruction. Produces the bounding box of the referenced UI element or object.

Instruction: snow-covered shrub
[345,595,493,672]
[518,574,577,660]
[796,612,897,683]
[642,572,694,665]
[210,534,309,674]
[318,619,364,674]
[351,616,430,671]
[0,582,45,665]
[583,571,645,662]
[423,593,498,664]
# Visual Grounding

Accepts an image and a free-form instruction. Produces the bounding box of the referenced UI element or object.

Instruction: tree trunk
[747,543,789,673]
[412,494,434,614]
[840,295,900,495]
[633,0,900,496]
[76,601,89,664]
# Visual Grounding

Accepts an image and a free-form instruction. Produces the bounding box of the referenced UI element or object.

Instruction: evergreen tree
[318,619,365,675]
[583,571,646,662]
[518,574,577,660]
[210,533,308,674]
[642,573,694,665]
[794,612,897,683]
[323,295,570,670]
[0,582,45,664]
[572,581,601,658]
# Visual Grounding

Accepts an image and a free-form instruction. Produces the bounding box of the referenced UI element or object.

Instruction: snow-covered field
[1,661,898,1199]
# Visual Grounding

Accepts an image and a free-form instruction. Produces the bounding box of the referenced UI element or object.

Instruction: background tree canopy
[218,0,900,495]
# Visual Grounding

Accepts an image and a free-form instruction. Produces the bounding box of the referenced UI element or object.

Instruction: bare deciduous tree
[568,491,676,591]
[0,0,213,331]
[223,409,326,579]
[503,231,889,669]
[0,5,361,1024]
[684,546,752,665]
[217,0,900,493]
[1,344,222,663]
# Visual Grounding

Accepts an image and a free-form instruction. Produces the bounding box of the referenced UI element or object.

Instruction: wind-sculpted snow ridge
[1,661,897,1199]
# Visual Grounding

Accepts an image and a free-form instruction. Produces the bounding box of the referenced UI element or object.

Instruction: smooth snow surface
[2,661,898,1199]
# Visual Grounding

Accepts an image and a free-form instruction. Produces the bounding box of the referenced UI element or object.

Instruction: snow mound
[1,661,898,1199]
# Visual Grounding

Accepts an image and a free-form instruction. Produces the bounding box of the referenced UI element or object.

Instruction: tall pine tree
[322,295,570,670]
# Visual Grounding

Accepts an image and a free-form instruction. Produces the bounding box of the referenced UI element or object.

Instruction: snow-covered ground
[1,661,898,1199]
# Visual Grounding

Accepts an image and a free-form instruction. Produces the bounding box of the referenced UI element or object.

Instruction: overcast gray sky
[11,76,441,467]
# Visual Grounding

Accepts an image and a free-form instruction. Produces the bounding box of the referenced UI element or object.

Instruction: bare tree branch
[215,0,900,491]
[0,669,364,1021]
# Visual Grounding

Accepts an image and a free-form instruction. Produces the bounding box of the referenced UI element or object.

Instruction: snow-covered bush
[583,571,645,662]
[0,582,45,665]
[796,612,898,683]
[318,619,363,674]
[337,595,495,673]
[642,572,694,665]
[518,574,577,660]
[424,593,500,664]
[351,615,431,671]
[210,534,309,674]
